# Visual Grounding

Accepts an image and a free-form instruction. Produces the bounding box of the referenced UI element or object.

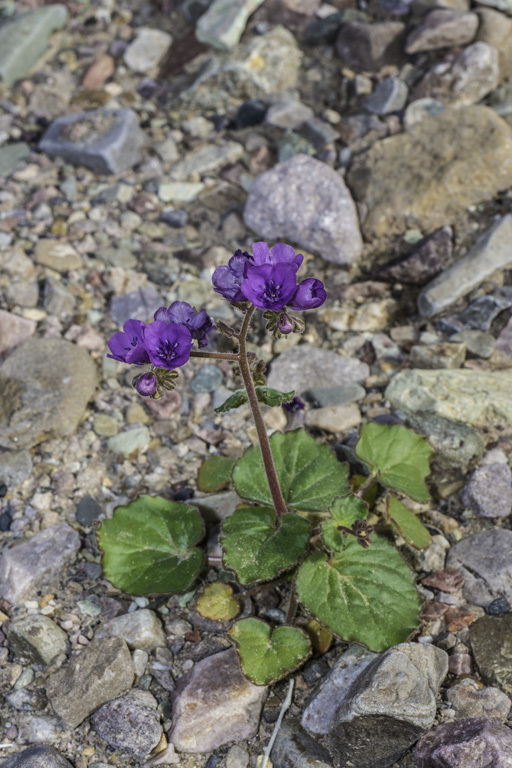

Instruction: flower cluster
[107,302,213,397]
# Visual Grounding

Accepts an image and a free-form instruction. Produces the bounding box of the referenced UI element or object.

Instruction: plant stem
[285,587,298,624]
[234,573,291,599]
[190,350,239,360]
[356,472,377,499]
[238,306,288,518]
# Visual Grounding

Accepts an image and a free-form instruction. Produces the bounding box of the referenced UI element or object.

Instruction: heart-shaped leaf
[296,536,421,651]
[221,506,310,585]
[215,386,294,413]
[355,423,433,502]
[233,430,349,512]
[97,495,204,595]
[195,582,240,621]
[321,494,369,552]
[386,496,432,550]
[229,618,311,685]
[197,455,235,492]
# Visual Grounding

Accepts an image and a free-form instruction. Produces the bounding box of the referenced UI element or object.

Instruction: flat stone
[0,449,33,488]
[0,5,68,86]
[447,530,512,607]
[378,226,452,285]
[413,717,512,767]
[272,718,333,768]
[170,142,244,181]
[107,427,150,456]
[0,142,31,177]
[266,100,314,129]
[305,404,361,433]
[463,463,512,518]
[418,216,512,317]
[93,414,119,438]
[110,285,163,325]
[7,615,68,666]
[0,310,36,356]
[0,745,73,768]
[196,0,266,50]
[476,8,512,83]
[169,648,267,752]
[43,277,76,316]
[46,636,135,728]
[328,643,448,768]
[410,341,466,369]
[406,10,478,53]
[95,609,166,651]
[348,107,512,240]
[449,330,495,358]
[0,338,98,450]
[34,240,82,271]
[469,614,512,693]
[0,522,80,605]
[92,689,162,759]
[385,369,512,428]
[123,27,172,72]
[336,21,406,71]
[304,384,366,408]
[364,78,408,115]
[158,182,204,202]
[39,109,144,175]
[446,679,511,720]
[404,97,446,130]
[267,346,369,396]
[244,154,363,265]
[76,495,103,527]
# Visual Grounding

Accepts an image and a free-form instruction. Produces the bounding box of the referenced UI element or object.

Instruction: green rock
[158,182,204,202]
[469,614,512,694]
[0,142,30,177]
[107,427,150,456]
[7,614,68,666]
[93,414,119,437]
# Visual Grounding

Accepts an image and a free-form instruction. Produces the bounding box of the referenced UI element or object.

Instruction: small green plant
[98,242,434,686]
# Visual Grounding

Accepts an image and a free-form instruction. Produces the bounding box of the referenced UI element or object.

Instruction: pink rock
[0,310,36,356]
[82,54,115,89]
[414,717,512,767]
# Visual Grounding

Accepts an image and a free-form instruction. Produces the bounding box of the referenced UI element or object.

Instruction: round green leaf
[221,506,310,585]
[386,496,432,550]
[321,494,369,552]
[97,495,205,595]
[233,430,349,512]
[229,618,311,685]
[197,455,235,492]
[195,583,240,621]
[355,423,433,502]
[296,536,421,651]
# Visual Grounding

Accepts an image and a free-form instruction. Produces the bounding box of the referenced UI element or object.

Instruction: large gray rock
[469,614,512,694]
[0,338,97,450]
[92,689,162,758]
[413,717,512,767]
[95,609,166,651]
[0,5,68,86]
[169,648,267,752]
[7,615,68,666]
[328,643,448,768]
[267,345,369,395]
[446,530,512,607]
[0,745,73,768]
[462,463,512,518]
[0,522,80,605]
[39,109,144,174]
[45,636,135,728]
[244,154,363,265]
[418,215,512,317]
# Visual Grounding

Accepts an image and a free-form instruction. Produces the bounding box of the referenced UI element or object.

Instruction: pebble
[244,154,363,265]
[107,427,150,456]
[43,277,75,317]
[76,495,103,527]
[414,717,512,766]
[169,142,244,181]
[469,614,512,694]
[304,404,361,433]
[447,530,512,607]
[458,286,512,331]
[196,0,266,51]
[304,384,366,407]
[0,522,80,605]
[0,745,73,768]
[190,365,223,393]
[169,648,267,752]
[160,208,188,228]
[404,97,445,130]
[0,142,31,177]
[364,78,408,115]
[0,449,33,488]
[7,615,68,667]
[82,54,115,89]
[462,463,512,518]
[266,100,314,129]
[410,341,466,369]
[92,689,162,758]
[476,9,512,83]
[446,679,511,720]
[158,182,204,202]
[93,414,119,438]
[336,22,406,71]
[95,609,166,651]
[379,226,453,285]
[449,330,495,359]
[34,240,82,272]
[0,310,36,356]
[123,28,172,72]
[110,285,163,326]
[405,10,478,53]
[267,346,369,396]
[46,636,134,728]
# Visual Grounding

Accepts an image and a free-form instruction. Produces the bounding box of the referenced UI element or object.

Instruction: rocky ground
[2,0,512,766]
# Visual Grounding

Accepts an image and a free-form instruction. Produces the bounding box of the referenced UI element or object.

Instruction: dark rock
[378,227,452,285]
[272,718,333,768]
[230,99,268,128]
[302,11,345,45]
[93,689,162,759]
[159,208,189,228]
[458,287,512,330]
[76,495,103,527]
[336,22,406,72]
[469,614,512,694]
[0,744,73,768]
[487,597,510,615]
[413,717,512,767]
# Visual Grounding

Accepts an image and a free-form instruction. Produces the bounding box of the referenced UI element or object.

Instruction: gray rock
[190,365,223,393]
[272,718,333,768]
[244,154,363,265]
[34,240,82,272]
[169,648,267,752]
[447,529,512,607]
[46,636,135,728]
[413,717,512,767]
[7,615,68,666]
[107,427,150,457]
[268,345,369,396]
[0,5,68,86]
[364,78,408,115]
[302,645,378,735]
[123,27,172,72]
[469,614,512,694]
[300,117,340,148]
[378,226,452,286]
[457,286,512,330]
[39,109,144,175]
[169,142,244,181]
[449,330,495,359]
[266,100,314,129]
[278,131,316,163]
[385,369,512,428]
[305,384,366,408]
[43,276,75,316]
[446,679,511,720]
[476,8,512,83]
[0,522,80,605]
[410,341,466,369]
[0,338,98,450]
[405,10,478,53]
[0,744,73,768]
[475,0,512,10]
[404,412,484,478]
[76,495,102,527]
[95,609,166,651]
[0,310,36,356]
[0,449,33,488]
[0,143,31,177]
[196,0,265,50]
[4,279,39,309]
[404,97,445,130]
[463,463,512,518]
[305,404,361,433]
[328,643,448,768]
[92,689,162,759]
[97,245,137,269]
[110,285,163,326]
[336,22,406,71]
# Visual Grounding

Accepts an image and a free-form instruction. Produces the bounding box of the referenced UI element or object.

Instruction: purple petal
[241,263,298,310]
[134,372,157,397]
[212,264,245,302]
[144,321,193,369]
[288,278,326,310]
[251,241,272,265]
[107,319,149,364]
[270,243,303,271]
[165,301,196,325]
[277,312,295,334]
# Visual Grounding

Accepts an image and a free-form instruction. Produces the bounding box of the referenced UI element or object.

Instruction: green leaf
[229,618,311,685]
[355,423,433,502]
[215,387,295,413]
[221,506,310,585]
[321,494,369,552]
[386,496,432,550]
[197,455,235,492]
[97,495,204,595]
[296,536,421,651]
[195,583,240,621]
[233,430,349,512]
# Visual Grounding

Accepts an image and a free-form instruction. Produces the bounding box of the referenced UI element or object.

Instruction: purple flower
[134,372,157,397]
[251,242,303,272]
[289,278,326,310]
[241,263,298,311]
[212,250,250,302]
[283,396,305,413]
[154,301,214,348]
[107,319,150,364]
[277,312,295,335]
[144,321,193,369]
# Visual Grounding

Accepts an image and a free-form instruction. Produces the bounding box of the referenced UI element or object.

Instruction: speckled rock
[95,609,166,651]
[0,744,73,768]
[0,522,81,605]
[462,463,512,518]
[405,10,478,53]
[244,154,363,265]
[92,689,162,759]
[413,717,512,767]
[447,530,512,607]
[446,679,511,721]
[469,614,512,694]
[7,615,68,666]
[336,21,406,71]
[267,345,369,395]
[404,412,484,478]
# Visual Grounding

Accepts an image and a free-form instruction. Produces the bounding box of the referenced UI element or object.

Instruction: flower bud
[277,312,294,335]
[133,372,157,397]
